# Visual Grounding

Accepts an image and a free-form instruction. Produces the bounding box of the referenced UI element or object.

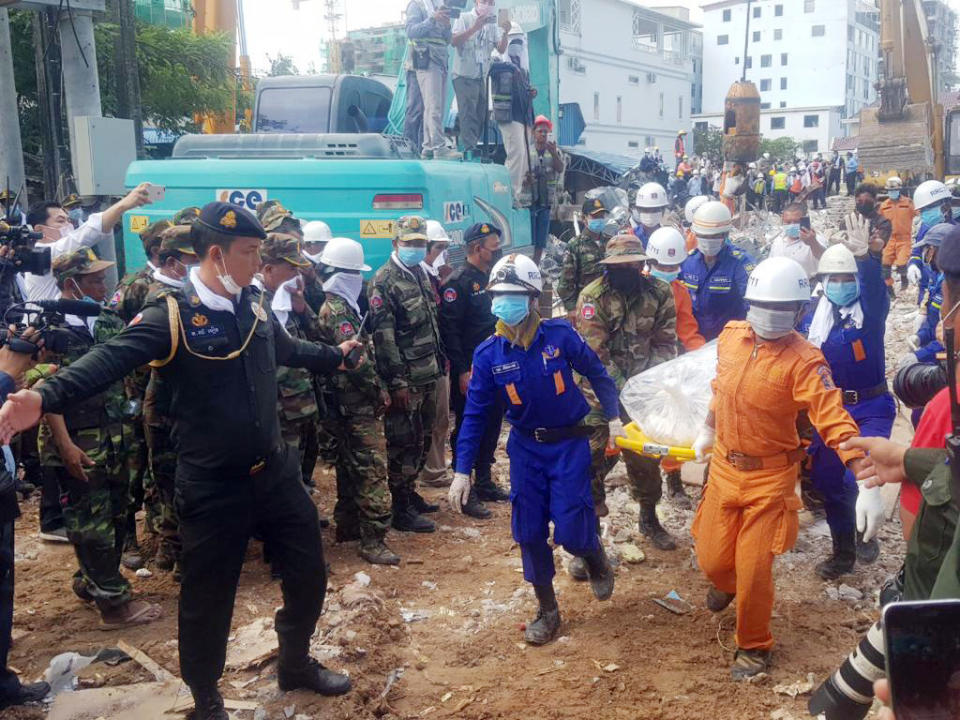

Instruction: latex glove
[448,472,472,513]
[907,264,923,286]
[898,352,918,368]
[856,483,885,542]
[842,212,870,257]
[907,334,921,352]
[607,419,627,451]
[692,425,716,463]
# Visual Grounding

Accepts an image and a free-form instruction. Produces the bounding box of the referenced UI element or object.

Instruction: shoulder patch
[129,312,143,326]
[339,321,355,336]
[581,302,596,320]
[370,294,384,310]
[816,364,836,390]
[443,287,458,303]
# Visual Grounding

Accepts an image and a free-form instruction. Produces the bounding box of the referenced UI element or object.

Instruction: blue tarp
[558,102,584,146]
[561,146,639,189]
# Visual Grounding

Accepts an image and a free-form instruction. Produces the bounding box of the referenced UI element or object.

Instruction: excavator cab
[946,108,960,178]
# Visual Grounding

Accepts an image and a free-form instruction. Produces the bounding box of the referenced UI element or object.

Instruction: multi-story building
[923,0,958,91]
[336,24,407,77]
[133,0,192,29]
[558,0,701,158]
[694,0,880,154]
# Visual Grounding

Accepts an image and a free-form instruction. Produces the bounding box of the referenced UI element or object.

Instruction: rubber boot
[391,494,436,533]
[815,528,856,580]
[0,680,50,710]
[410,490,439,514]
[665,470,692,510]
[359,536,401,566]
[639,503,677,551]
[582,545,615,601]
[462,486,492,519]
[899,269,909,292]
[731,648,770,681]
[474,466,509,502]
[277,657,352,696]
[189,686,228,720]
[121,538,144,571]
[879,565,905,607]
[856,530,880,564]
[566,556,589,581]
[525,583,561,645]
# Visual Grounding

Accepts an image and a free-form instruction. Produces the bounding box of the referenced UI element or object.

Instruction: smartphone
[144,183,166,203]
[799,216,811,231]
[883,600,960,720]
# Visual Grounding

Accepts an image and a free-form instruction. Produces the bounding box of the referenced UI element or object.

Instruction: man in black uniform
[0,203,359,720]
[439,222,509,518]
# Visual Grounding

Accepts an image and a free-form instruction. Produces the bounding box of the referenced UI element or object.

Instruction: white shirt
[768,231,827,278]
[26,212,112,302]
[65,309,96,336]
[189,266,239,314]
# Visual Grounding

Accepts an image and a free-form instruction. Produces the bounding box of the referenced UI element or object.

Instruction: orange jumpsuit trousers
[879,197,916,273]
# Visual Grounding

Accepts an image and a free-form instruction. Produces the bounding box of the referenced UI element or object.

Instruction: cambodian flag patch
[581,303,596,320]
[339,321,355,336]
[443,288,458,303]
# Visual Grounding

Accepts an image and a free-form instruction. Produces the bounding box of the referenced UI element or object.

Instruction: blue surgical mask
[824,278,860,307]
[888,190,901,200]
[397,246,426,267]
[587,218,605,233]
[68,208,84,227]
[922,206,944,226]
[491,294,530,326]
[650,268,680,283]
[783,223,801,239]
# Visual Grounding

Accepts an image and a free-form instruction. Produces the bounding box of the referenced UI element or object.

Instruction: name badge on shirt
[492,361,520,375]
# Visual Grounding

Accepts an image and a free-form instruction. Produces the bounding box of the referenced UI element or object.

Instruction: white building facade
[557,0,701,159]
[697,0,880,137]
[693,105,845,156]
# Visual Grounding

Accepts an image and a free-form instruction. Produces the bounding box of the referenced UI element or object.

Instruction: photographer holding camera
[24,184,153,302]
[405,0,457,159]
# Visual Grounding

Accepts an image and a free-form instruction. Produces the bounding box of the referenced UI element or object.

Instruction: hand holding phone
[144,184,166,203]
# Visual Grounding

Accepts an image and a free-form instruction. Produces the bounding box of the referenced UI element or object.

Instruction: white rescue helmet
[302,220,332,245]
[425,219,451,244]
[914,180,952,210]
[684,195,710,225]
[646,227,687,267]
[691,200,733,236]
[745,256,811,303]
[319,237,371,272]
[487,253,543,295]
[635,182,669,209]
[885,176,903,191]
[817,244,858,276]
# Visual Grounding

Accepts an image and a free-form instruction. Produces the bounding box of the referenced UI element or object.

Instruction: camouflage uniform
[39,250,132,609]
[317,293,392,544]
[369,216,444,520]
[576,236,678,516]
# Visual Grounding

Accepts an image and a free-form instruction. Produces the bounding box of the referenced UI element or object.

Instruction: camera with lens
[893,358,947,409]
[0,220,51,276]
[443,0,468,19]
[2,299,103,357]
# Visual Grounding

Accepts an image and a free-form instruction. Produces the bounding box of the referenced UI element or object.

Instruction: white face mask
[323,272,364,306]
[215,253,243,295]
[304,249,324,265]
[697,235,725,257]
[747,306,797,340]
[638,210,663,228]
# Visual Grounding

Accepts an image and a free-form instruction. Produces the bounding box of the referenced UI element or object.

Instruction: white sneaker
[39,527,69,543]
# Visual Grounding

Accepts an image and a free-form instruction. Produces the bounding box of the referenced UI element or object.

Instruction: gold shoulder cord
[149,292,266,368]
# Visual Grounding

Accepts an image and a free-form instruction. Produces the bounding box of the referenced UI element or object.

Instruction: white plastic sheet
[619,340,718,447]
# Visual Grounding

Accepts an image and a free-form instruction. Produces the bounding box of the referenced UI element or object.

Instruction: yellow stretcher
[614,422,698,461]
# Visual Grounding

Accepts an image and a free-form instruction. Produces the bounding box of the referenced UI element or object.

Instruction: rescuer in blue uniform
[680,200,756,341]
[799,235,892,581]
[904,224,954,369]
[447,253,624,646]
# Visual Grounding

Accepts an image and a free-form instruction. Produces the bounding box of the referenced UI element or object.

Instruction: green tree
[267,53,299,77]
[760,136,802,165]
[693,125,723,165]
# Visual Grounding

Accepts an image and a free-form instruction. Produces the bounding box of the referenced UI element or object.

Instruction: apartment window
[804,0,815,12]
[735,56,740,65]
[753,6,761,18]
[717,34,729,45]
[864,56,870,74]
[812,25,825,37]
[753,31,760,42]
[774,4,783,16]
[847,73,855,90]
[558,0,581,34]
[745,56,752,69]
[633,13,659,52]
[627,141,639,148]
[804,114,819,128]
[760,79,771,91]
[774,29,783,40]
[803,140,819,153]
[678,96,684,119]
[848,25,854,41]
[723,8,731,21]
[864,82,869,100]
[593,92,599,120]
[628,75,640,85]
[659,92,664,118]
[771,117,786,130]
[780,77,787,89]
[761,102,771,109]
[761,54,772,68]
[781,53,788,65]
[617,96,622,123]
[780,101,787,108]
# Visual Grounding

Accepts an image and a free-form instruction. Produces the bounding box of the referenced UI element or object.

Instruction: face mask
[322,272,364,305]
[824,278,860,307]
[888,190,901,200]
[922,206,944,226]
[638,210,662,228]
[491,294,530,326]
[783,223,801,239]
[606,267,642,294]
[856,202,875,216]
[587,218,606,233]
[304,247,325,264]
[215,252,243,295]
[397,246,426,267]
[68,208,84,226]
[747,305,797,340]
[70,279,103,307]
[697,235,725,257]
[650,268,680,283]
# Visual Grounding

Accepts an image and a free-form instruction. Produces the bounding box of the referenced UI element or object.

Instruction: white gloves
[841,212,870,257]
[448,472,472,513]
[907,334,921,352]
[607,419,627,450]
[693,425,716,463]
[856,483,885,543]
[907,264,923,286]
[898,352,919,368]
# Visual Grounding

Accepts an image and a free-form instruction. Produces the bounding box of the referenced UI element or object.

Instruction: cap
[395,215,429,242]
[140,219,174,254]
[261,232,309,267]
[255,200,295,233]
[173,206,201,226]
[61,193,82,209]
[582,197,607,216]
[464,222,501,246]
[158,225,197,256]
[937,225,960,274]
[52,248,115,282]
[0,190,14,202]
[599,233,648,265]
[197,201,267,240]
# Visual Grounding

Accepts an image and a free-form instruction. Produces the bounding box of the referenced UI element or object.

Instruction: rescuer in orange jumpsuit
[878,176,915,293]
[689,256,867,680]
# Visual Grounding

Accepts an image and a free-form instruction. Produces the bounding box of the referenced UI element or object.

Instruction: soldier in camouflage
[39,249,162,627]
[316,237,398,564]
[575,233,679,568]
[556,197,611,320]
[369,215,444,533]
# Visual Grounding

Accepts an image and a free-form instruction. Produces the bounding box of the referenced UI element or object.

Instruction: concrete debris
[618,544,646,564]
[401,608,432,623]
[458,527,482,539]
[354,571,372,587]
[772,673,817,698]
[422,580,438,590]
[225,617,278,670]
[284,704,295,718]
[838,584,864,602]
[134,568,152,578]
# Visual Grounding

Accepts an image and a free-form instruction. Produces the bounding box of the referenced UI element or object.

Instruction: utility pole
[0,9,27,203]
[59,10,103,183]
[111,0,144,158]
[324,0,342,72]
[33,8,68,199]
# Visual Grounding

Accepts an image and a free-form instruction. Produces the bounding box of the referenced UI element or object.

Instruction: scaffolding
[340,24,406,76]
[133,0,192,29]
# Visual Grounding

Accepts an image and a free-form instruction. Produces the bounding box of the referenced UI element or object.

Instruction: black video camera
[2,299,103,357]
[443,0,468,19]
[0,221,51,276]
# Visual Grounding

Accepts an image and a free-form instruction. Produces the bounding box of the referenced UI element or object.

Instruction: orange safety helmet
[533,115,553,131]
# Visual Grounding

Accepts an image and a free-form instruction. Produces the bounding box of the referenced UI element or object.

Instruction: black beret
[938,224,960,275]
[196,201,267,240]
[464,222,501,245]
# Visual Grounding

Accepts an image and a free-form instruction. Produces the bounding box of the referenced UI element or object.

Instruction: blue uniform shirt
[632,224,656,249]
[454,319,619,475]
[680,243,756,341]
[916,271,945,363]
[798,255,889,391]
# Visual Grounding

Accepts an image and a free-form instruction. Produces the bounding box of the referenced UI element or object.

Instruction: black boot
[856,531,880,564]
[391,496,436,533]
[359,536,401,566]
[582,544,615,601]
[189,685,228,720]
[0,680,50,710]
[475,467,510,502]
[880,565,905,607]
[815,528,856,580]
[278,657,352,696]
[335,524,361,543]
[410,491,439,514]
[639,503,677,551]
[665,470,692,509]
[462,486,492,519]
[525,583,561,645]
[899,271,909,292]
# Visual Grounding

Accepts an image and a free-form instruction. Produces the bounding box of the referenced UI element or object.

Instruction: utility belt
[725,447,806,472]
[512,424,594,444]
[841,381,888,406]
[410,38,445,71]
